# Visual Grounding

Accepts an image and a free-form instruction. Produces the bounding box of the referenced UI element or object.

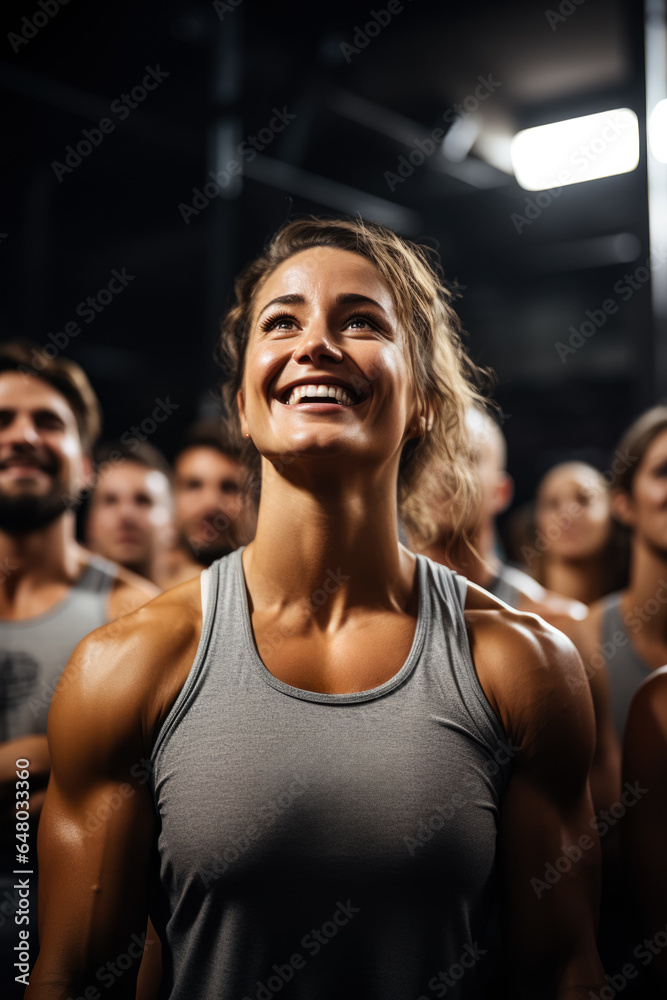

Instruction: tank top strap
[151,551,225,765]
[418,556,514,772]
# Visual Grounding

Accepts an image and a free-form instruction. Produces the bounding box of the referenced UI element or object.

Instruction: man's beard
[179,513,247,567]
[0,482,69,534]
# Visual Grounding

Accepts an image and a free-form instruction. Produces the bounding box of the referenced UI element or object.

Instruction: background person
[578,406,667,742]
[161,420,256,587]
[413,405,589,621]
[575,406,667,978]
[85,440,174,588]
[520,461,628,605]
[0,341,159,995]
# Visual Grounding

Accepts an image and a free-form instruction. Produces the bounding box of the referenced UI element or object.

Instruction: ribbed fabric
[0,553,116,740]
[601,591,651,739]
[151,547,513,999]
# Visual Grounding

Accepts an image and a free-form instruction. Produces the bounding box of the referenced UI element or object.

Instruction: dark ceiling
[0,0,654,505]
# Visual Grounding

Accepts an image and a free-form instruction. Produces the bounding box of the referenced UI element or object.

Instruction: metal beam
[244,154,423,234]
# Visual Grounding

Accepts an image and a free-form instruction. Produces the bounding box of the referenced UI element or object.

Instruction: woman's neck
[542,555,609,605]
[242,460,414,621]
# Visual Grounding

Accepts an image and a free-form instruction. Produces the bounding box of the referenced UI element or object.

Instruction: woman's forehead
[254,247,396,313]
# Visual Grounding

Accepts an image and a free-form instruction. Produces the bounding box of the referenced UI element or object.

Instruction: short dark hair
[93,440,173,481]
[0,339,102,453]
[175,418,243,465]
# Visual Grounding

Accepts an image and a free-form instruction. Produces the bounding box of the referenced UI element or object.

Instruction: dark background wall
[0,0,656,513]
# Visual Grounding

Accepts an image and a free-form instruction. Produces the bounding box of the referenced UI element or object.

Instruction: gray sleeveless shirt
[150,549,513,999]
[0,554,116,741]
[601,591,652,739]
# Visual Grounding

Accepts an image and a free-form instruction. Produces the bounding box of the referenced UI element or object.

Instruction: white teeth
[283,384,357,406]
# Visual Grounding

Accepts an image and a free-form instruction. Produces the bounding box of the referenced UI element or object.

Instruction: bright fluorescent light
[649,98,667,163]
[511,109,639,191]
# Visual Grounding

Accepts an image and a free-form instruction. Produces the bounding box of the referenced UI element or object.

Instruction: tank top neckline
[0,553,114,629]
[233,545,429,705]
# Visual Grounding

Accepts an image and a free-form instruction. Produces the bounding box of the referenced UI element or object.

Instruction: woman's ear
[610,487,635,528]
[408,400,435,438]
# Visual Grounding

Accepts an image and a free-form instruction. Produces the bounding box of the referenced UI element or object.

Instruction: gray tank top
[150,548,513,1000]
[601,591,652,739]
[0,554,116,741]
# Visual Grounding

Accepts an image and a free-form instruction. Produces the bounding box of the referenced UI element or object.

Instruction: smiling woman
[29,216,606,1000]
[217,217,485,552]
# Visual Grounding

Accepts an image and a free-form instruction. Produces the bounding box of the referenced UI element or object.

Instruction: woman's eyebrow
[257,293,305,318]
[257,292,388,320]
[335,293,386,310]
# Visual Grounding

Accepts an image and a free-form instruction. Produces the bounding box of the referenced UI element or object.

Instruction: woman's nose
[293,321,344,366]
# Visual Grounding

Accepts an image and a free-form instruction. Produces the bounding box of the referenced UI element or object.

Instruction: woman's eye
[261,313,299,332]
[344,313,381,332]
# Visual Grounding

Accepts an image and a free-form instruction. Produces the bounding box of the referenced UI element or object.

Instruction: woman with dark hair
[578,407,667,743]
[28,218,604,999]
[527,461,628,606]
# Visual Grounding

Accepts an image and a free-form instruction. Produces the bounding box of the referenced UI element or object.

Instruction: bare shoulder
[626,666,667,740]
[49,576,203,758]
[463,583,594,762]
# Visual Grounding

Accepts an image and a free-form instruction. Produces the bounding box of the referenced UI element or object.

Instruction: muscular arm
[468,607,605,998]
[26,583,201,999]
[622,667,667,983]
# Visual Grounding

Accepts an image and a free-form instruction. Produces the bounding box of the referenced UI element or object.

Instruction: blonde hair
[217,216,493,550]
